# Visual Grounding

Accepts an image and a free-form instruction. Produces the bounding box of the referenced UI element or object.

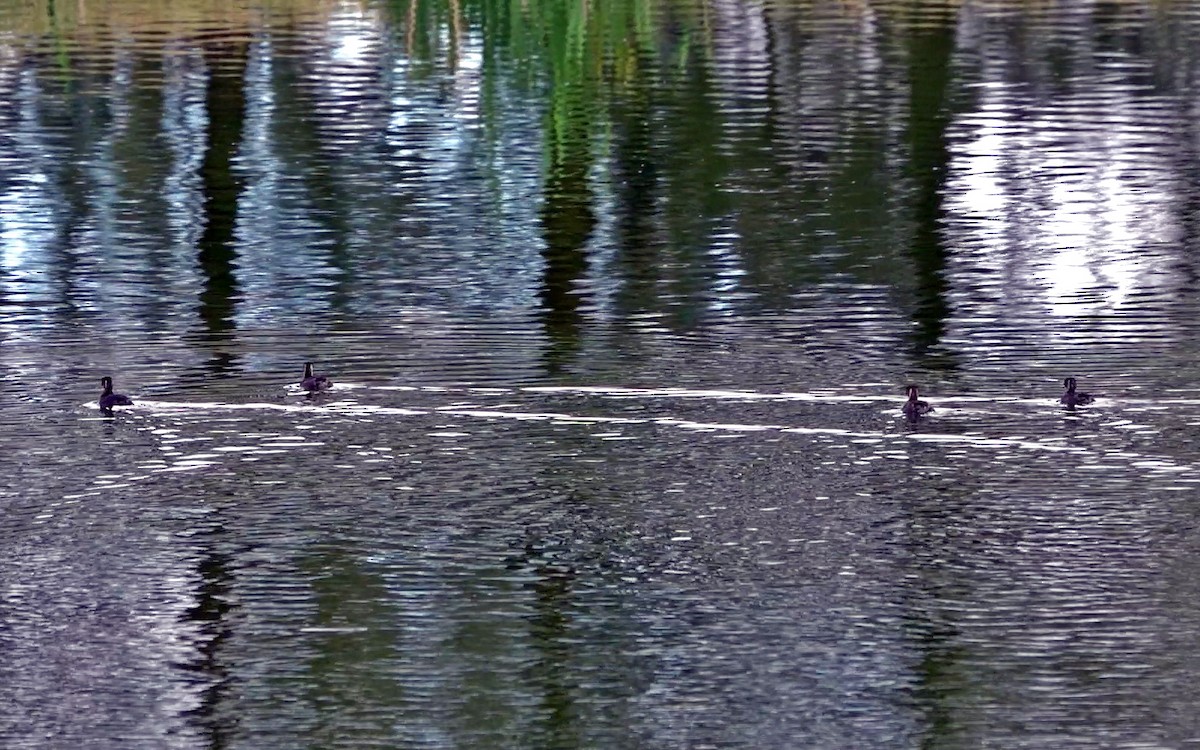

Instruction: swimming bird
[903,384,932,419]
[99,376,134,411]
[1060,377,1094,407]
[300,362,333,391]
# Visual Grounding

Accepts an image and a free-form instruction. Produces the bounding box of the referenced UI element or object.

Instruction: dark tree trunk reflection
[539,94,595,376]
[197,39,248,374]
[906,4,957,367]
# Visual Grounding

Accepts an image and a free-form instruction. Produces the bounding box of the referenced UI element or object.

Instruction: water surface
[4,1,1200,748]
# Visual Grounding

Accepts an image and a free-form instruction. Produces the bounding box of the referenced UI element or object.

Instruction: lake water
[5,0,1200,747]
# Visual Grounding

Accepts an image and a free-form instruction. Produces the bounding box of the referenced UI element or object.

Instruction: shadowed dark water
[5,1,1200,748]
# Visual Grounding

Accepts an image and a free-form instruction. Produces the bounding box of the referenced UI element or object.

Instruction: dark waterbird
[99,376,133,412]
[903,384,932,419]
[300,362,333,392]
[1060,377,1094,407]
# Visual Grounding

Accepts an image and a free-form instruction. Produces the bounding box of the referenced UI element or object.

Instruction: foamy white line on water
[526,386,918,402]
[359,384,938,403]
[96,399,1165,460]
[88,399,426,415]
[64,397,1199,502]
[343,382,1200,406]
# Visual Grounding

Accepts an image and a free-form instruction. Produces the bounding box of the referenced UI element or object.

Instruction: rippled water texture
[5,1,1200,748]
